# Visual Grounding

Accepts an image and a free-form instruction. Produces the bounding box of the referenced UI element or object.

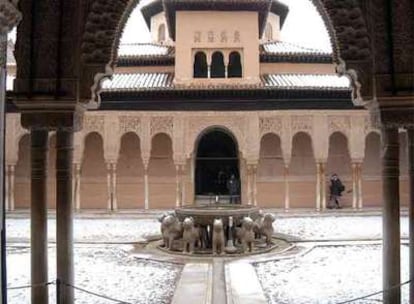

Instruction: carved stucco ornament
[0,0,21,67]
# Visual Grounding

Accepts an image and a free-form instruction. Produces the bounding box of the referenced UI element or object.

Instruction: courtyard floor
[5,210,411,303]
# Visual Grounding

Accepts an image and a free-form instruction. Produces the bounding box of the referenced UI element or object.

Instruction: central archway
[195,128,240,202]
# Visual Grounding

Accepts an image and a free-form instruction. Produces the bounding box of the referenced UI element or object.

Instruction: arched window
[158,24,166,42]
[193,52,208,78]
[211,52,225,78]
[228,51,242,78]
[264,23,273,41]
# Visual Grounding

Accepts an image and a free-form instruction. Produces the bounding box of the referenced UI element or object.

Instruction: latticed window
[228,51,242,78]
[211,51,225,78]
[193,51,208,78]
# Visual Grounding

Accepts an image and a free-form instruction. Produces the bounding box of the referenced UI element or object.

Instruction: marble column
[284,165,290,210]
[253,165,258,206]
[175,165,181,207]
[381,127,401,304]
[30,129,49,304]
[111,163,117,211]
[246,165,252,205]
[73,163,81,211]
[56,130,74,304]
[320,163,327,210]
[316,162,322,210]
[4,165,8,211]
[144,163,149,209]
[8,164,15,211]
[352,162,358,209]
[106,163,111,210]
[357,163,363,209]
[407,128,414,303]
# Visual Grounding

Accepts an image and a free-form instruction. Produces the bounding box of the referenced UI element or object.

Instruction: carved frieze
[259,117,282,136]
[84,115,104,133]
[291,115,313,133]
[328,116,351,134]
[151,116,173,137]
[119,116,141,135]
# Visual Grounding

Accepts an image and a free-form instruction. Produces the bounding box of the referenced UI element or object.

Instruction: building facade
[5,0,410,211]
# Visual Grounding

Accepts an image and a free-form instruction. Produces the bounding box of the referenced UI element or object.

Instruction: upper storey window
[211,52,225,78]
[158,24,166,42]
[192,51,243,79]
[193,51,208,78]
[228,52,242,78]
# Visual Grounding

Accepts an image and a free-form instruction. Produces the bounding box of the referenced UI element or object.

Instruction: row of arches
[193,51,242,78]
[11,129,410,209]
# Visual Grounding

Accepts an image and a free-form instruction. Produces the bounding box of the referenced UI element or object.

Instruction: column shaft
[316,163,321,210]
[381,128,401,304]
[284,166,290,210]
[74,164,81,211]
[10,165,15,211]
[175,165,181,207]
[253,166,258,206]
[106,163,112,210]
[407,128,414,304]
[5,166,9,211]
[352,163,358,209]
[112,163,117,211]
[56,130,74,304]
[144,167,149,209]
[357,163,363,209]
[247,165,252,205]
[30,129,49,304]
[321,163,327,209]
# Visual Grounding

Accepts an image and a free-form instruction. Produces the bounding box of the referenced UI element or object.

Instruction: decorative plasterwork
[83,115,105,134]
[150,116,173,138]
[259,117,282,137]
[291,115,313,134]
[328,115,351,136]
[0,0,21,67]
[119,116,141,135]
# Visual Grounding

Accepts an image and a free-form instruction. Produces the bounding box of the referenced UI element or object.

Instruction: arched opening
[362,132,381,206]
[81,132,107,209]
[195,129,239,202]
[149,133,175,208]
[15,134,30,209]
[257,133,284,207]
[327,132,352,207]
[289,132,315,207]
[193,52,208,78]
[117,132,144,209]
[264,23,273,40]
[228,52,242,78]
[158,24,166,42]
[210,52,225,78]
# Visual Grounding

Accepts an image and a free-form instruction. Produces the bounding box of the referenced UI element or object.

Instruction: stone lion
[253,210,264,239]
[260,213,275,246]
[161,214,183,250]
[235,217,255,253]
[212,218,225,255]
[182,217,201,254]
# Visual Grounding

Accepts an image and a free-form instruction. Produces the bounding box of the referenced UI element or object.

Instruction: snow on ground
[7,246,182,304]
[255,245,410,304]
[275,216,409,240]
[6,215,409,243]
[6,218,160,243]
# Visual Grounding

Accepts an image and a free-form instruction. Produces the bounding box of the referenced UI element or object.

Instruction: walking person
[328,173,345,209]
[227,174,240,204]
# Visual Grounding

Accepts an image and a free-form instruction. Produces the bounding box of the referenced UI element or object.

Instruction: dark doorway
[195,129,239,198]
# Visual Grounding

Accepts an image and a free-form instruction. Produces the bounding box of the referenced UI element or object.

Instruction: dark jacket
[330,179,345,196]
[227,177,239,194]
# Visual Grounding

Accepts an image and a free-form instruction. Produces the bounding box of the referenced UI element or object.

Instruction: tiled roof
[261,74,350,90]
[102,73,174,91]
[260,41,332,63]
[102,72,350,92]
[118,43,174,58]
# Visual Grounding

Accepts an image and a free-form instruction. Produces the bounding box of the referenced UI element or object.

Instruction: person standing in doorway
[227,174,240,204]
[328,173,345,209]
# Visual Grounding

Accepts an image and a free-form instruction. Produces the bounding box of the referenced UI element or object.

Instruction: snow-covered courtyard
[6,214,411,303]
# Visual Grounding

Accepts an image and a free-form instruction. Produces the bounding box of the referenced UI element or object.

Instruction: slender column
[56,130,74,304]
[207,65,211,78]
[30,129,49,304]
[352,163,358,209]
[320,162,327,209]
[381,127,400,304]
[284,165,290,210]
[407,128,414,304]
[247,165,252,205]
[144,165,149,209]
[106,163,112,210]
[8,164,15,211]
[357,163,363,209]
[111,163,117,211]
[253,165,258,206]
[316,163,321,211]
[74,164,81,211]
[5,165,9,211]
[175,165,181,207]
